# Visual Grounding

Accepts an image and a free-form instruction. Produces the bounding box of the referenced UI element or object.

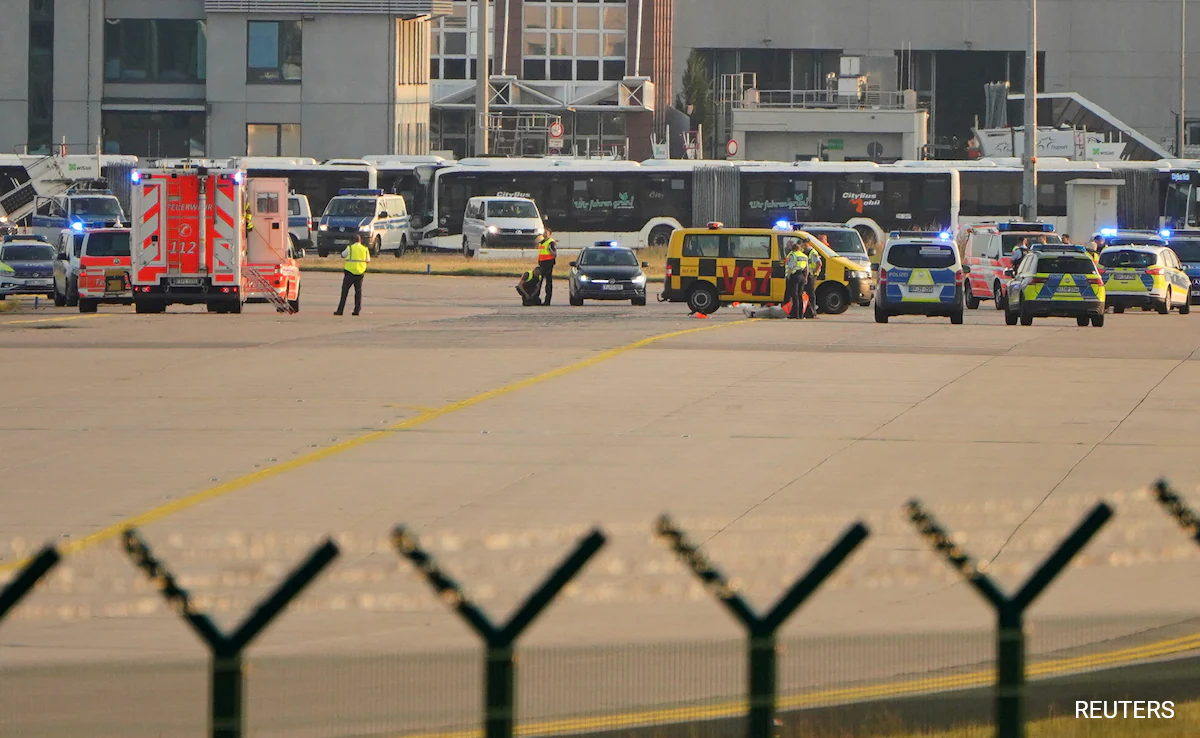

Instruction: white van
[316,189,410,258]
[461,196,545,258]
[287,193,313,256]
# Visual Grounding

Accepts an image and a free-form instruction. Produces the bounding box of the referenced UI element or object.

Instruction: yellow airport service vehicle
[660,223,873,315]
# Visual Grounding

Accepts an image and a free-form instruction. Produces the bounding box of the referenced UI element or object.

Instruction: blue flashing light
[131,170,141,184]
[71,221,84,232]
[610,241,619,247]
[233,171,245,185]
[939,231,951,240]
[1099,227,1118,237]
[1160,229,1172,238]
[338,188,384,196]
[774,219,790,230]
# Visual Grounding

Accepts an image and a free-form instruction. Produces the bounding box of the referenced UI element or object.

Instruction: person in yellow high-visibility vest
[335,233,371,316]
[535,228,558,306]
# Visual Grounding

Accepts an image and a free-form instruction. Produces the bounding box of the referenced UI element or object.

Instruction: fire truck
[129,165,299,314]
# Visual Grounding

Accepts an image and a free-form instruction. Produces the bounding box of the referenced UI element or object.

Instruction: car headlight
[318,224,329,231]
[578,274,591,283]
[359,225,372,233]
[632,274,647,285]
[534,225,545,236]
[847,270,870,280]
[487,225,499,234]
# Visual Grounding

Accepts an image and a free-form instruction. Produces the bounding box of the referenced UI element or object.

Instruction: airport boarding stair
[241,265,296,314]
[0,155,78,225]
[1008,92,1172,161]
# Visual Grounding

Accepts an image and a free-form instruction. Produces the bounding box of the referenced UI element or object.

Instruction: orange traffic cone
[692,312,709,319]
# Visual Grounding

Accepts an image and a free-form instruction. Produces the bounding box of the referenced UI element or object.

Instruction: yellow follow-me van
[660,223,874,314]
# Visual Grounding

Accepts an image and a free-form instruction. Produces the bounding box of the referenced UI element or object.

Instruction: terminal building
[674,0,1200,162]
[0,0,675,162]
[0,0,448,160]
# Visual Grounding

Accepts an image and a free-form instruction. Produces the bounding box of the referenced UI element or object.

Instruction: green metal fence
[2,478,1200,738]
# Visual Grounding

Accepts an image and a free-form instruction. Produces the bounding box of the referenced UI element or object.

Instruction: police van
[315,189,409,257]
[660,222,872,315]
[874,236,967,324]
[30,188,127,241]
[287,193,313,256]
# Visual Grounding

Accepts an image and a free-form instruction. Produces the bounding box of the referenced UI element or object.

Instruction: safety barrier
[2,478,1200,738]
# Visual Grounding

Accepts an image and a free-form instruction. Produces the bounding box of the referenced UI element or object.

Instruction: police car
[1165,232,1200,304]
[1002,247,1106,327]
[316,189,409,258]
[1098,240,1192,315]
[874,235,967,324]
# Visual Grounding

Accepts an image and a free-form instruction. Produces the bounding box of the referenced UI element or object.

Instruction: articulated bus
[409,158,961,256]
[365,155,450,215]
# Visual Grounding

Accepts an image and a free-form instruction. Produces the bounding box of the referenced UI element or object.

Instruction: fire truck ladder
[241,265,295,315]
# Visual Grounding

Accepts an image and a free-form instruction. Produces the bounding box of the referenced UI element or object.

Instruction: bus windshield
[324,198,376,217]
[84,231,130,257]
[71,197,124,218]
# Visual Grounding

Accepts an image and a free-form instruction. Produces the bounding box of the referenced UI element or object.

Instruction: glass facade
[104,19,207,82]
[430,1,493,80]
[27,0,54,154]
[522,0,625,82]
[101,111,206,157]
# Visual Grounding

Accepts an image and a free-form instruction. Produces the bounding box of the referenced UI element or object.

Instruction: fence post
[655,515,869,738]
[0,545,60,623]
[122,529,339,738]
[906,500,1112,738]
[1153,478,1200,544]
[392,525,606,738]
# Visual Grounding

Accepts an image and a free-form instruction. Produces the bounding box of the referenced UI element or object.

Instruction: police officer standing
[536,227,557,305]
[802,238,824,319]
[784,240,809,319]
[335,233,371,316]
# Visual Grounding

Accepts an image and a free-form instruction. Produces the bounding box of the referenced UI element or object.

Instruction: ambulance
[129,165,297,314]
[64,228,133,313]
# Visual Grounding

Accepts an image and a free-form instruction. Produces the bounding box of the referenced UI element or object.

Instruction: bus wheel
[649,224,675,248]
[816,283,849,314]
[687,285,719,315]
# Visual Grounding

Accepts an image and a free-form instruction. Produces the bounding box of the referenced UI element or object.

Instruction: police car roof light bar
[707,221,724,229]
[339,188,384,196]
[998,222,1054,232]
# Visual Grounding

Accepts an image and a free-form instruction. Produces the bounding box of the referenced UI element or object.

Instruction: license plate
[1115,273,1135,280]
[33,279,51,286]
[171,278,200,286]
[603,283,623,291]
[909,285,934,293]
[1055,286,1077,293]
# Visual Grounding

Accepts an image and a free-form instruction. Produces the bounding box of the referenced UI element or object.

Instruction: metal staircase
[241,265,295,314]
[0,154,129,225]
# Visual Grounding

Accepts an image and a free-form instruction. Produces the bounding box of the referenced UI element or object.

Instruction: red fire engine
[129,166,299,314]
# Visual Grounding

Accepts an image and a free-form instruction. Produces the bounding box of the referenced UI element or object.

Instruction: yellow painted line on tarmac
[396,630,1200,738]
[1,313,108,326]
[0,318,747,574]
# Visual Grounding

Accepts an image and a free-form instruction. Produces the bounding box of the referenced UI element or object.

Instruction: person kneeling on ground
[516,267,543,306]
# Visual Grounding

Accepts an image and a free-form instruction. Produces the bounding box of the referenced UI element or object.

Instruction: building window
[247,123,301,156]
[102,111,206,157]
[247,20,302,83]
[104,19,207,82]
[431,1,493,81]
[520,0,625,83]
[28,0,54,154]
